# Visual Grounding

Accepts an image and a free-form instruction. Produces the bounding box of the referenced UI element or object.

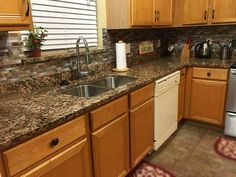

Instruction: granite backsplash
[0,25,236,90]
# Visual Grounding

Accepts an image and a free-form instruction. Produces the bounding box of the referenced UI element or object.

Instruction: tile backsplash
[164,25,236,58]
[0,25,236,86]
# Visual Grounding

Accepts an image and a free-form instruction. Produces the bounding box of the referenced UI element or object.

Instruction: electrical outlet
[126,43,131,54]
[206,38,212,44]
[157,39,161,48]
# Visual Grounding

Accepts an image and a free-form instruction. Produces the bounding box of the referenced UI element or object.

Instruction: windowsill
[0,47,106,68]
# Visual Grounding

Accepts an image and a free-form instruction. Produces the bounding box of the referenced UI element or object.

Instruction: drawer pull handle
[207,72,211,77]
[50,138,59,148]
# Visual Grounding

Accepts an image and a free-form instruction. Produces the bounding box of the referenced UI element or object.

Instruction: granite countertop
[0,57,235,151]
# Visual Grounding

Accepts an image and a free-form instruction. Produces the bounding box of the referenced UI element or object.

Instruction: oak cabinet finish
[131,0,173,26]
[190,79,227,125]
[178,68,186,122]
[19,139,92,177]
[193,67,228,81]
[92,114,130,177]
[131,0,155,26]
[186,67,228,126]
[130,83,154,108]
[129,83,154,167]
[106,0,236,28]
[0,0,33,31]
[155,0,173,25]
[106,0,173,28]
[90,96,128,130]
[130,99,154,167]
[2,115,92,177]
[211,0,236,24]
[183,0,209,25]
[3,116,86,177]
[181,0,236,25]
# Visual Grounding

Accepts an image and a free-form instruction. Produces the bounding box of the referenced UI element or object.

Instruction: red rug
[127,161,175,177]
[215,136,236,160]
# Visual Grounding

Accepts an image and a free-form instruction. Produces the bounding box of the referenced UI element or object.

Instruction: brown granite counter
[0,57,235,151]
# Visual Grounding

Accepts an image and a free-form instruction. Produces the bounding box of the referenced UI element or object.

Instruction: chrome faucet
[75,36,91,79]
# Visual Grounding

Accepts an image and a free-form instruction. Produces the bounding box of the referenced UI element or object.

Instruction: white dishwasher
[154,71,180,150]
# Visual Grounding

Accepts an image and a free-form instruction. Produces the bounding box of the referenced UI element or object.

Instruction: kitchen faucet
[75,36,91,79]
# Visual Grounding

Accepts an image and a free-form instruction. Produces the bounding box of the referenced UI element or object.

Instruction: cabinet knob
[207,72,211,77]
[50,138,59,148]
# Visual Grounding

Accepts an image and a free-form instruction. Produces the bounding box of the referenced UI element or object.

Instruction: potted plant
[25,26,48,57]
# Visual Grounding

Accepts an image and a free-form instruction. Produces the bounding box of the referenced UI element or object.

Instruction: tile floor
[146,121,236,177]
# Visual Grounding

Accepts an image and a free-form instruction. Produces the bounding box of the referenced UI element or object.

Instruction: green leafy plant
[25,26,48,51]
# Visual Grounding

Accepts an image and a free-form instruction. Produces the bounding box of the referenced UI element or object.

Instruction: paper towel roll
[116,41,127,69]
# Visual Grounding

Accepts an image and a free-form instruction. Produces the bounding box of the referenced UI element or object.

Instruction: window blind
[22,0,97,50]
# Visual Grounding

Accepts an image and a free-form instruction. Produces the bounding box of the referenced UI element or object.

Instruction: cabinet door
[178,78,186,122]
[155,0,173,25]
[131,0,155,26]
[0,0,32,26]
[20,139,92,177]
[183,0,209,25]
[190,79,227,125]
[211,0,236,23]
[92,114,130,177]
[130,99,154,168]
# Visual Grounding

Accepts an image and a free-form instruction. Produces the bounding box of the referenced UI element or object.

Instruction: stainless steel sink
[61,85,110,98]
[91,75,136,89]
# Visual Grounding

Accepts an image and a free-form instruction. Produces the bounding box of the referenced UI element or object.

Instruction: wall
[1,25,236,88]
[165,25,236,58]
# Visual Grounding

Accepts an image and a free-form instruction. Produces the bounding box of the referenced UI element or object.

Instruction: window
[22,0,97,50]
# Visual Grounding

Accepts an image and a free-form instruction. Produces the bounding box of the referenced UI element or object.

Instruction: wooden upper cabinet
[211,0,236,23]
[131,0,155,26]
[106,0,130,29]
[183,0,209,25]
[155,0,173,25]
[0,0,33,31]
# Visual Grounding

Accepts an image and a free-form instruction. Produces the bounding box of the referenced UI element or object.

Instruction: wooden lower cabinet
[189,79,227,125]
[130,99,154,168]
[178,78,186,122]
[19,139,92,177]
[92,114,130,177]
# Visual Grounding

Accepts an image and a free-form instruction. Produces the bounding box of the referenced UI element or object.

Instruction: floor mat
[127,161,175,177]
[215,136,236,160]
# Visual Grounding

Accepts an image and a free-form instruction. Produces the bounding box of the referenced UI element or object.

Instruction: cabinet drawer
[90,95,128,130]
[3,116,86,177]
[193,67,228,81]
[130,83,154,109]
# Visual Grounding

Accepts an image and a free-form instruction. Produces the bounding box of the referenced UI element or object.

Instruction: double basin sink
[61,75,136,98]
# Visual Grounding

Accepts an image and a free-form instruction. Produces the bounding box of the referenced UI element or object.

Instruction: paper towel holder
[112,68,129,72]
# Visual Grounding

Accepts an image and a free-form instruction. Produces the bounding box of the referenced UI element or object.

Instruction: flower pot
[31,49,41,57]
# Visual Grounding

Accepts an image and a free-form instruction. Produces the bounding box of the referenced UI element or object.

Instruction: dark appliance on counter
[225,63,236,137]
[194,41,212,58]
